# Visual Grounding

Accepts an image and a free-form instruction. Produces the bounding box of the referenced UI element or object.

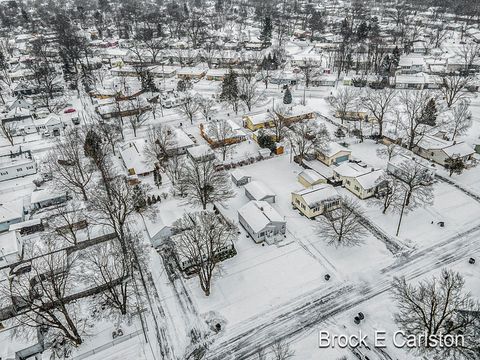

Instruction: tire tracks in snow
[204,223,480,359]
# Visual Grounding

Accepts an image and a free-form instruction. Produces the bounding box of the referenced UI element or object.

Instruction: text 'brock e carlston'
[318,330,464,349]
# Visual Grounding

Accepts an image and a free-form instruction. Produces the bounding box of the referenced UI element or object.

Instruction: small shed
[231,169,251,186]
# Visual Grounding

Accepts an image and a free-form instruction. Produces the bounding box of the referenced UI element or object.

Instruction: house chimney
[371,168,374,172]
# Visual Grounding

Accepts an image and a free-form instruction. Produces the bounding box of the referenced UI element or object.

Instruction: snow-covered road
[204,222,480,359]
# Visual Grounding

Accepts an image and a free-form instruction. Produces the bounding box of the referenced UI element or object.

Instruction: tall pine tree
[220,68,240,114]
[283,87,292,104]
[260,15,272,46]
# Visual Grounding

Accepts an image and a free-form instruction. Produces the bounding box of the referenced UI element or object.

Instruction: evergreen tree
[445,157,466,177]
[283,87,292,104]
[257,131,276,151]
[419,98,437,126]
[334,127,346,139]
[309,10,325,39]
[356,21,369,42]
[133,185,147,211]
[392,46,401,69]
[84,129,103,159]
[260,15,272,45]
[219,68,240,113]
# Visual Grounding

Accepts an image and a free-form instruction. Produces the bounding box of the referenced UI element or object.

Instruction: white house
[0,149,37,182]
[244,181,276,203]
[333,162,386,199]
[413,135,475,167]
[398,55,425,74]
[0,200,24,233]
[30,189,69,211]
[238,201,286,244]
[186,144,216,162]
[34,113,63,136]
[0,230,23,267]
[120,139,154,177]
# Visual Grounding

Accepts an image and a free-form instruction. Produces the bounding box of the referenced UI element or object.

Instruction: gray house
[238,200,286,244]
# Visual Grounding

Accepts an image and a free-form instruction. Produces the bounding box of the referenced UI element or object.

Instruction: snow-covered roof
[231,169,250,182]
[120,139,154,175]
[416,135,473,158]
[145,199,186,240]
[30,189,67,204]
[292,184,339,207]
[442,142,475,158]
[187,144,214,159]
[173,129,195,149]
[0,231,20,256]
[244,181,275,201]
[320,142,351,158]
[398,55,425,67]
[298,169,325,184]
[355,169,385,190]
[333,162,371,178]
[244,112,270,126]
[0,200,23,224]
[238,200,284,233]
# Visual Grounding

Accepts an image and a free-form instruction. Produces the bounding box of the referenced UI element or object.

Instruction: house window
[355,186,360,192]
[17,168,23,172]
[259,231,265,237]
[0,171,7,176]
[26,166,34,170]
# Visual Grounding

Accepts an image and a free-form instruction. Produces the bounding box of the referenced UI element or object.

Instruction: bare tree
[238,77,261,112]
[392,269,480,359]
[97,120,122,156]
[46,203,88,246]
[361,88,397,139]
[198,96,217,121]
[88,176,150,255]
[458,43,480,72]
[329,87,358,124]
[144,124,177,168]
[165,153,184,187]
[299,59,319,88]
[0,120,16,146]
[317,196,367,247]
[440,74,474,108]
[206,119,236,161]
[448,100,472,140]
[288,121,330,165]
[128,100,149,137]
[372,173,404,214]
[175,158,234,210]
[376,143,401,161]
[1,239,86,347]
[389,160,435,236]
[173,211,237,296]
[270,339,296,360]
[177,93,200,124]
[45,128,94,201]
[83,240,133,316]
[397,90,438,150]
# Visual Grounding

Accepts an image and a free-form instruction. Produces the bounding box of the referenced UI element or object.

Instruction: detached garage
[317,142,352,166]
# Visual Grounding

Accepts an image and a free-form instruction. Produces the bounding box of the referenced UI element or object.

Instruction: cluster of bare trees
[392,269,480,359]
